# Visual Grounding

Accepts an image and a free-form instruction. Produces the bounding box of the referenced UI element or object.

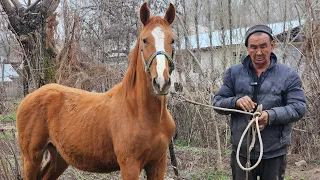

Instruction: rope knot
[253,111,261,118]
[253,104,263,119]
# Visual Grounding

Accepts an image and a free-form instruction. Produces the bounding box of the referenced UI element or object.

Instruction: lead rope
[236,105,263,180]
[176,95,264,176]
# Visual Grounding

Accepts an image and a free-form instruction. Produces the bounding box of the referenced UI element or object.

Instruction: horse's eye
[170,39,175,44]
[143,39,148,44]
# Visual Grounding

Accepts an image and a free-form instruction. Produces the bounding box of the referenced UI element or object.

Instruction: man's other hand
[258,111,269,129]
[236,96,257,112]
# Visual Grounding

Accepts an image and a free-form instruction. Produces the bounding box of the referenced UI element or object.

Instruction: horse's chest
[147,132,171,159]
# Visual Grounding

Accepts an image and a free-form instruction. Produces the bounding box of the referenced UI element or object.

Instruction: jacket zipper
[280,125,284,144]
[251,71,263,159]
[252,72,263,105]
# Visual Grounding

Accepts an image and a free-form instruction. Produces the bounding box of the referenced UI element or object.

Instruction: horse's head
[139,3,176,95]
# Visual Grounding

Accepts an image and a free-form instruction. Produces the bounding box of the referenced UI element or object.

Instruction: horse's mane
[121,38,140,95]
[121,16,170,96]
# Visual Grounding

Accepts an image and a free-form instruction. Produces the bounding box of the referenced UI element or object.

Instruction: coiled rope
[177,95,263,172]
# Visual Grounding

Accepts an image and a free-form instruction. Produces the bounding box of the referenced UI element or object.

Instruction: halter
[140,45,176,75]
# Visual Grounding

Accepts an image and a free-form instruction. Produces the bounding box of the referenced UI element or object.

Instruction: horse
[16,3,177,180]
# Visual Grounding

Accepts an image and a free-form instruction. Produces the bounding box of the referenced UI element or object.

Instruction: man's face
[247,33,275,69]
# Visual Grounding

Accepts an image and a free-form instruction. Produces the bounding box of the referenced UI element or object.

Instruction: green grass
[311,158,320,166]
[185,146,207,154]
[223,149,232,156]
[285,177,305,180]
[175,139,189,147]
[0,113,16,123]
[186,168,230,180]
[0,132,15,140]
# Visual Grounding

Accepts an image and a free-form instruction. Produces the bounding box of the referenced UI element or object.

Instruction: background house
[0,13,23,101]
[171,20,305,93]
[0,56,22,101]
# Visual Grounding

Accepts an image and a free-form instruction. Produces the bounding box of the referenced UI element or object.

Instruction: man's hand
[236,96,257,112]
[258,111,269,129]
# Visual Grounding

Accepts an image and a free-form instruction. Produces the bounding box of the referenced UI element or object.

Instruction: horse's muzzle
[152,77,171,95]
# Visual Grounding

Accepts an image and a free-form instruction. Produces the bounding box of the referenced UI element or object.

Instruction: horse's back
[17,84,61,125]
[16,83,121,172]
[18,84,78,123]
[16,83,114,132]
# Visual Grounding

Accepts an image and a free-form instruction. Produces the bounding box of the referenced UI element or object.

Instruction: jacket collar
[242,52,278,71]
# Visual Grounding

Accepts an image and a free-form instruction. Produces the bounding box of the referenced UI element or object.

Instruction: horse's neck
[132,76,167,121]
[122,53,167,120]
[134,59,166,109]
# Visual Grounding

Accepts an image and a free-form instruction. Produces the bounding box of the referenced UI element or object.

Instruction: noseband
[140,45,176,75]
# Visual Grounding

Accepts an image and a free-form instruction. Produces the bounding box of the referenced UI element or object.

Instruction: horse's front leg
[117,154,147,180]
[145,153,167,180]
[119,162,141,180]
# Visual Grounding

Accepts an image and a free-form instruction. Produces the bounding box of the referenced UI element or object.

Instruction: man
[212,25,306,180]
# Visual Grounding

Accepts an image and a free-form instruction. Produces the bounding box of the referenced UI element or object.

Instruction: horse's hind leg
[19,136,47,180]
[21,155,43,180]
[39,144,69,180]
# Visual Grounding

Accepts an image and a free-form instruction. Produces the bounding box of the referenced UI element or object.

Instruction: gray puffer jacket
[212,53,306,159]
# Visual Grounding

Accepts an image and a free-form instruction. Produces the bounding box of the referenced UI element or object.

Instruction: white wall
[171,45,305,93]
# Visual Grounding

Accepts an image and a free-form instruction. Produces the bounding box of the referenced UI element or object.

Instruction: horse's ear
[164,3,175,25]
[140,2,150,26]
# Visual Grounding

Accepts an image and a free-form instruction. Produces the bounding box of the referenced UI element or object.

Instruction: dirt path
[1,132,320,180]
[285,154,320,180]
[165,147,320,180]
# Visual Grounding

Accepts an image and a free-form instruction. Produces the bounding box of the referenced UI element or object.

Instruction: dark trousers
[231,151,287,180]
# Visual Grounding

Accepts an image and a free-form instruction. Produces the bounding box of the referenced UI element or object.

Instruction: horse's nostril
[152,78,160,89]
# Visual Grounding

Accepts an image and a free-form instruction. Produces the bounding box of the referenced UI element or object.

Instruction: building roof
[0,64,19,82]
[181,20,304,49]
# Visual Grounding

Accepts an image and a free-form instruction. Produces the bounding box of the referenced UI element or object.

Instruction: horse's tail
[169,139,179,177]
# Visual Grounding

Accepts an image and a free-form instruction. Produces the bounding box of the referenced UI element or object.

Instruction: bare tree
[228,0,232,45]
[1,0,59,95]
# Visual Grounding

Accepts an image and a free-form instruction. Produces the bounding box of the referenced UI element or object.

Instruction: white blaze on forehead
[151,26,166,90]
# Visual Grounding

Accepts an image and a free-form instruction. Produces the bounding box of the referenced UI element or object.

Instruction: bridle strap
[140,46,176,75]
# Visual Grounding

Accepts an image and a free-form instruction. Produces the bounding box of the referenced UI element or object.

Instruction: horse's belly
[70,153,119,173]
[72,158,120,173]
[54,141,119,173]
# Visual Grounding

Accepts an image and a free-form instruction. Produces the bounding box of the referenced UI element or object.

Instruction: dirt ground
[1,130,320,180]
[168,147,320,180]
[285,154,320,180]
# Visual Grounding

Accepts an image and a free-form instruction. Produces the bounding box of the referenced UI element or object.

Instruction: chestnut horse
[17,3,176,180]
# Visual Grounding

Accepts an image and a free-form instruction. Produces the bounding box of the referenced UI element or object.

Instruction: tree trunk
[195,0,200,49]
[0,0,59,95]
[228,0,233,45]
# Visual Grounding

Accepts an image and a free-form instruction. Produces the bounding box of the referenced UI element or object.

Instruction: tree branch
[186,48,204,74]
[41,0,60,18]
[0,0,14,14]
[9,0,23,11]
[24,0,42,13]
[175,14,204,75]
[24,0,59,19]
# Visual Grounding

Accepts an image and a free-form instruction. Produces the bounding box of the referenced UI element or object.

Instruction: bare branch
[186,48,203,74]
[175,13,204,74]
[292,127,320,134]
[248,0,263,21]
[9,0,23,10]
[0,0,14,14]
[24,0,59,18]
[24,0,42,13]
